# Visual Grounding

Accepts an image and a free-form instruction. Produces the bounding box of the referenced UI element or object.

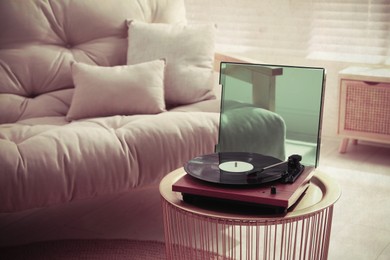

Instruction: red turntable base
[172,166,315,212]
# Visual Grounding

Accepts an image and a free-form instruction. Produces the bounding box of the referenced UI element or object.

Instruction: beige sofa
[0,0,287,218]
[0,0,222,213]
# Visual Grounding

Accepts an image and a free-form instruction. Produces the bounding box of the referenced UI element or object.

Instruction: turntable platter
[184,152,286,185]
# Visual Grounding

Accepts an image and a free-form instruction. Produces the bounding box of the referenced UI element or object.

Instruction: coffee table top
[160,168,341,221]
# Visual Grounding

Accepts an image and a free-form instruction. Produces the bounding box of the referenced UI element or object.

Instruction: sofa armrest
[214,52,261,72]
[214,52,283,111]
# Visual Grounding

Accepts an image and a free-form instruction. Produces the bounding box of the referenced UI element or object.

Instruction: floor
[319,138,390,260]
[1,136,389,260]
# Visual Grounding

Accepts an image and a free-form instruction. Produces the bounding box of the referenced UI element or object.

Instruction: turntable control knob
[271,186,277,195]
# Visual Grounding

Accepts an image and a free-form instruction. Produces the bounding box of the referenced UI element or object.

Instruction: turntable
[172,62,326,213]
[172,152,315,213]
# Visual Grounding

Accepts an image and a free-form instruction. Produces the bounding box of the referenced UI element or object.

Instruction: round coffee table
[160,168,341,260]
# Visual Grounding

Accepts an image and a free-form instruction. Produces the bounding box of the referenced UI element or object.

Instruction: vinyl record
[184,152,286,185]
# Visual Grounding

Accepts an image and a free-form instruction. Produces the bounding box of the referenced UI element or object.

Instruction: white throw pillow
[127,20,216,107]
[66,59,166,121]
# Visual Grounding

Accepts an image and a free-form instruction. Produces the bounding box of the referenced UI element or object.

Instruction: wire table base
[160,168,341,260]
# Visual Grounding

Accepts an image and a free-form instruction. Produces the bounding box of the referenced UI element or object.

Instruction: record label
[184,152,286,185]
[218,161,254,173]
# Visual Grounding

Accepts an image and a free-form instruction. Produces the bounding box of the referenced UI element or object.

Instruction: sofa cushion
[0,111,220,212]
[0,0,186,124]
[67,60,166,121]
[127,20,216,107]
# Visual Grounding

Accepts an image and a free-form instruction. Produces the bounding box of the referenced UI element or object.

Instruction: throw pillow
[66,59,166,121]
[127,20,216,107]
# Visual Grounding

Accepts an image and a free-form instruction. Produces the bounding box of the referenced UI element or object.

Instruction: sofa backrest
[0,0,186,124]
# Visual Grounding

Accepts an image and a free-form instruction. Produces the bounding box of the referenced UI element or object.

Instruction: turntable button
[271,186,277,195]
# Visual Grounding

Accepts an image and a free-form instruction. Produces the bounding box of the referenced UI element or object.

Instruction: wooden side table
[160,168,341,260]
[338,66,390,153]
